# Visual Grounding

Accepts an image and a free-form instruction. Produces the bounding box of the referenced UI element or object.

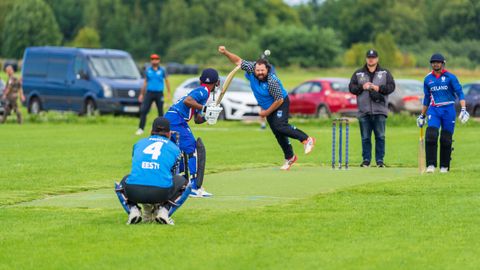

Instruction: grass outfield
[1,115,479,269]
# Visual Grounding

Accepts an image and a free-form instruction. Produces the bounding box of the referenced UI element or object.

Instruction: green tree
[258,26,341,67]
[1,0,62,58]
[0,0,15,42]
[44,0,85,42]
[374,32,403,68]
[69,27,101,48]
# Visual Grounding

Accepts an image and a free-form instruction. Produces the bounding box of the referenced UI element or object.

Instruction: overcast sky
[283,0,311,5]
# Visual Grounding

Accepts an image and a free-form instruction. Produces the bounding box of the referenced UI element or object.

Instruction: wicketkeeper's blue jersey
[423,70,465,107]
[127,135,181,188]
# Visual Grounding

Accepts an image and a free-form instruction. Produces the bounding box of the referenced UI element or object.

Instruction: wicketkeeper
[115,117,191,225]
[164,68,222,197]
[417,53,469,173]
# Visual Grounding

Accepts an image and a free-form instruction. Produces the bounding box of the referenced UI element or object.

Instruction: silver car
[388,79,424,114]
[173,76,260,120]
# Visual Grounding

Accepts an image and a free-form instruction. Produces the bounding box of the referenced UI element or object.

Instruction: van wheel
[84,99,97,116]
[316,105,331,118]
[29,97,42,115]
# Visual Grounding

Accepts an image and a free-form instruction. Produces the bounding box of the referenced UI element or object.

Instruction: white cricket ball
[264,49,271,56]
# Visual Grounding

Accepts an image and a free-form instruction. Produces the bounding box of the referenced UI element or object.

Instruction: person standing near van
[1,65,25,124]
[136,54,171,135]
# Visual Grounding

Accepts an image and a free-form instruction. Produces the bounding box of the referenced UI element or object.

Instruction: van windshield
[88,56,141,80]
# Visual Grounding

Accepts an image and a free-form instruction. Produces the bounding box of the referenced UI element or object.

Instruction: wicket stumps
[332,118,349,169]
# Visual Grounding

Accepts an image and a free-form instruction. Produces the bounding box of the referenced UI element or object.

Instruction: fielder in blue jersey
[116,117,191,225]
[417,53,470,173]
[218,46,315,170]
[136,54,171,135]
[164,68,220,198]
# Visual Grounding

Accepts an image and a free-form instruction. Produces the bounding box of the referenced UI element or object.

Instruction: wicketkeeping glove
[459,107,470,124]
[416,114,426,128]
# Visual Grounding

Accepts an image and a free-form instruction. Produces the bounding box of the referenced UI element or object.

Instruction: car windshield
[88,56,141,80]
[227,80,251,92]
[398,82,423,94]
[330,81,349,92]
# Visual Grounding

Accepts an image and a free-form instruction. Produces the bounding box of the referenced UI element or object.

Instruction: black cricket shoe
[360,160,370,167]
[377,161,385,168]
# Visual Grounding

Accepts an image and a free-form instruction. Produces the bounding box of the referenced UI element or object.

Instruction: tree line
[1,0,480,69]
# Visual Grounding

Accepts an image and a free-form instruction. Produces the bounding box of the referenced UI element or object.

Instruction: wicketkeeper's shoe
[155,206,172,225]
[190,187,213,198]
[280,155,298,170]
[127,205,142,225]
[440,167,449,173]
[426,165,435,173]
[303,137,316,154]
[135,128,144,135]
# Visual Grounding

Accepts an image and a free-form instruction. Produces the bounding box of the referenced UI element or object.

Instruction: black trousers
[266,97,309,159]
[121,175,187,206]
[139,91,164,130]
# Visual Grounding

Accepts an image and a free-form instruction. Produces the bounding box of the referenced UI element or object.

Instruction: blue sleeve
[162,67,168,78]
[189,88,208,106]
[450,74,464,100]
[423,80,431,106]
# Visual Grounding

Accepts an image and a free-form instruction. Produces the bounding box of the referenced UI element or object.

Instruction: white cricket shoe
[426,165,435,173]
[135,128,144,135]
[440,167,449,173]
[303,137,316,154]
[141,204,155,223]
[190,187,213,198]
[127,205,142,225]
[155,206,172,225]
[280,155,298,170]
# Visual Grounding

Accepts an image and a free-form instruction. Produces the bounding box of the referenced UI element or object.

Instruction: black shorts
[123,175,187,204]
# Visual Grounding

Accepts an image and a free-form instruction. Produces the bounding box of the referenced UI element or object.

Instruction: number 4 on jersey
[143,142,164,160]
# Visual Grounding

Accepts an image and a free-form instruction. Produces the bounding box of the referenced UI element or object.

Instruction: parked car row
[9,46,480,120]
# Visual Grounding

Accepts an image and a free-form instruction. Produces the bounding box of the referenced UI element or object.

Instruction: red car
[289,78,357,117]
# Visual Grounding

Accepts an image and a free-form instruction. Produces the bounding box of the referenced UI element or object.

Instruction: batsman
[417,53,469,173]
[218,46,315,170]
[164,68,222,197]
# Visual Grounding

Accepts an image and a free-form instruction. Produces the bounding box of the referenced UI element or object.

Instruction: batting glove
[416,114,425,128]
[459,107,470,124]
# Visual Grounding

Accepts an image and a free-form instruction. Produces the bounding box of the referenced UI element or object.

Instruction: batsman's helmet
[430,53,445,63]
[200,68,219,84]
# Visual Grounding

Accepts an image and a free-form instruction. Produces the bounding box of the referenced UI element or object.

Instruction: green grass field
[1,71,480,269]
[1,112,479,269]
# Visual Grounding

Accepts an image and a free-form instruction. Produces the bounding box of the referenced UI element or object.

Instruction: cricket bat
[418,127,426,174]
[216,65,241,106]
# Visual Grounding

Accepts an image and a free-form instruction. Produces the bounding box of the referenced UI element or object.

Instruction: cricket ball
[264,49,271,56]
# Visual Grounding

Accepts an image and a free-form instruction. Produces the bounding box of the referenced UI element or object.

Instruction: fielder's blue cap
[200,68,219,84]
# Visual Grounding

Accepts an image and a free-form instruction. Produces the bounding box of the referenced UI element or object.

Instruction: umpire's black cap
[199,68,219,84]
[366,49,378,58]
[152,117,170,133]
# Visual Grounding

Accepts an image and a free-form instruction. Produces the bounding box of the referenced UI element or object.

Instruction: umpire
[349,49,395,167]
[136,54,171,135]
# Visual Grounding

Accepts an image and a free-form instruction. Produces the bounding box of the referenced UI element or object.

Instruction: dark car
[289,78,357,118]
[457,82,480,117]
